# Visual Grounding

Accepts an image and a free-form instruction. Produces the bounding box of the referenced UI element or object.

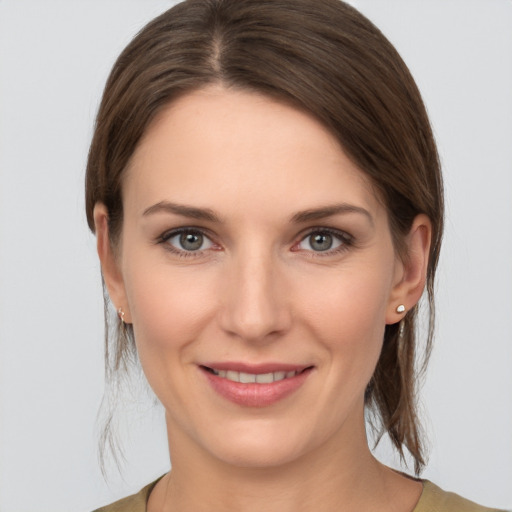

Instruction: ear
[93,203,132,323]
[386,214,432,324]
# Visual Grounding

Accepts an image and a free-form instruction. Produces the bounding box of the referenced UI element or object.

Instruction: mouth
[201,366,311,384]
[199,363,314,407]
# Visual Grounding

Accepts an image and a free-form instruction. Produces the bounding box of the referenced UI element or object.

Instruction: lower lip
[201,367,312,407]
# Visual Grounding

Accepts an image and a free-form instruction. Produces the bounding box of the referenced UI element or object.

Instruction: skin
[95,86,431,512]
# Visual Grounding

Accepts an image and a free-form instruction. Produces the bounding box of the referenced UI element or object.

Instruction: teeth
[255,372,273,384]
[210,368,299,383]
[226,370,239,381]
[239,372,256,383]
[273,371,286,381]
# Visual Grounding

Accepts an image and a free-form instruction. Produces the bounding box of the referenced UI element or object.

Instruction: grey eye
[167,230,213,251]
[298,231,344,252]
[310,233,333,251]
[180,232,203,250]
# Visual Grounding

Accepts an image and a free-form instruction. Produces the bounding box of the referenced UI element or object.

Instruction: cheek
[301,262,391,370]
[306,262,390,327]
[122,261,222,416]
[122,257,218,364]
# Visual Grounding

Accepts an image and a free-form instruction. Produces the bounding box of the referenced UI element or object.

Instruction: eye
[162,229,214,253]
[296,229,350,253]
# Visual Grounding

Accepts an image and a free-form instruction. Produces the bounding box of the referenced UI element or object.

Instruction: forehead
[124,86,383,220]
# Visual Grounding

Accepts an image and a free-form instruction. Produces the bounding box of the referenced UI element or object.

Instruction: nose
[218,248,292,343]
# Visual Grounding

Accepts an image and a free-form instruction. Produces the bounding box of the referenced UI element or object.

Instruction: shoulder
[415,480,508,512]
[92,477,163,512]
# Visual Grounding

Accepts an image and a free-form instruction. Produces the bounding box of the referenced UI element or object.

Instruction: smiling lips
[200,363,313,407]
[210,368,300,383]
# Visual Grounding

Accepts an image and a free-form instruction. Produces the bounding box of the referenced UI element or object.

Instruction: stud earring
[117,307,125,323]
[396,304,406,314]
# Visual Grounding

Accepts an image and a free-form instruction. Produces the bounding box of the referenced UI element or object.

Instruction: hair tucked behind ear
[86,0,443,477]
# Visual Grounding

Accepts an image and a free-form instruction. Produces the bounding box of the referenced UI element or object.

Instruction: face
[100,86,411,469]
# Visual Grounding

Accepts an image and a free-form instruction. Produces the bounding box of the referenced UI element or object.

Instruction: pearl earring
[396,304,406,314]
[117,307,126,323]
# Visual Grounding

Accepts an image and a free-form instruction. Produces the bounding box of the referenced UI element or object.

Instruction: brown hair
[86,0,443,475]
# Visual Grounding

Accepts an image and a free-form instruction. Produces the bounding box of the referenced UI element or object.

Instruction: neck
[148,410,421,512]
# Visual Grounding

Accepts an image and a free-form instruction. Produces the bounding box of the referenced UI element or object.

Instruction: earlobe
[386,214,432,324]
[93,203,131,323]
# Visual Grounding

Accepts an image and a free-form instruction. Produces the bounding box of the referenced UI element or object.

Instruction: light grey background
[0,1,511,511]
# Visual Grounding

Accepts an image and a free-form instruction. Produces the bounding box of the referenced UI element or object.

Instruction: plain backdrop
[0,1,511,511]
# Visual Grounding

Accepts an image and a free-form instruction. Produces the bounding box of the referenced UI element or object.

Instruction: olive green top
[93,478,507,512]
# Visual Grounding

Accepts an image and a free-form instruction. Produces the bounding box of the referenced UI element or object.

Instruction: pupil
[180,232,203,251]
[311,233,332,251]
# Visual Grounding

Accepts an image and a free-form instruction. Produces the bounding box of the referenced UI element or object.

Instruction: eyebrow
[290,203,374,226]
[142,201,221,223]
[142,200,373,226]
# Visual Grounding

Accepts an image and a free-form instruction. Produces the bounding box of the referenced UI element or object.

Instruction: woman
[86,0,503,510]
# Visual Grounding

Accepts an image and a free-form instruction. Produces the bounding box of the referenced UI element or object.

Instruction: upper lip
[200,362,312,374]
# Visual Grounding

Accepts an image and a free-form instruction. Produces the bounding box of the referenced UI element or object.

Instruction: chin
[209,437,308,469]
[190,416,324,470]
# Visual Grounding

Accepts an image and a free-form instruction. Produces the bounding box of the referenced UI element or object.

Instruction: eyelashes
[157,227,354,259]
[162,229,214,252]
[292,228,353,256]
[157,228,218,259]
